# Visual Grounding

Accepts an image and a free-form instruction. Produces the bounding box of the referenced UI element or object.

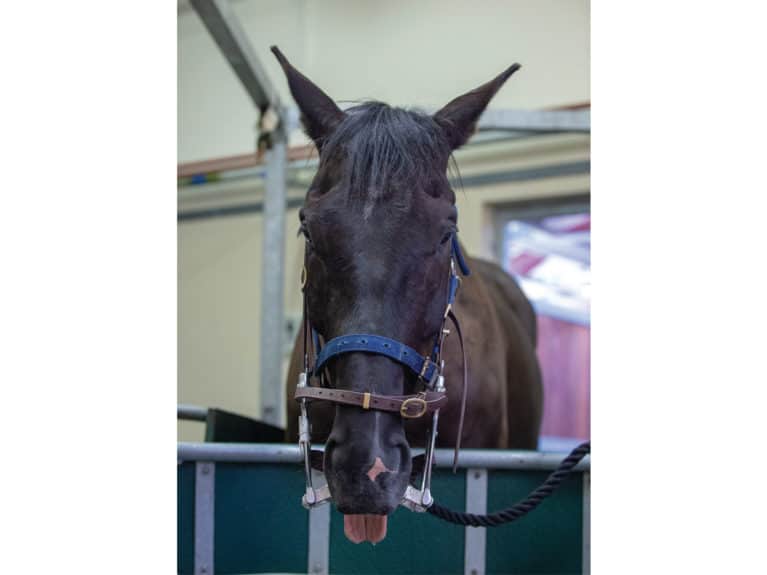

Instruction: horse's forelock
[317,102,451,217]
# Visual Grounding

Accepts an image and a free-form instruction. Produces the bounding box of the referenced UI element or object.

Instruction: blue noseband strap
[313,334,439,383]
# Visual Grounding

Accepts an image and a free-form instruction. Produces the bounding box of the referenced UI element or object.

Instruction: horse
[272,46,543,544]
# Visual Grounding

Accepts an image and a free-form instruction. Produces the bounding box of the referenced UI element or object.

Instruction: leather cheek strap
[294,387,447,418]
[447,309,468,472]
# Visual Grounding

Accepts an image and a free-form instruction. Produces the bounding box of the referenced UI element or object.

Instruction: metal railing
[177,404,208,422]
[177,441,590,471]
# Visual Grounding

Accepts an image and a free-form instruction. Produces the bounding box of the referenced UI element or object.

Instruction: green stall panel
[328,469,466,574]
[178,446,588,574]
[177,464,195,574]
[486,471,583,574]
[214,463,309,574]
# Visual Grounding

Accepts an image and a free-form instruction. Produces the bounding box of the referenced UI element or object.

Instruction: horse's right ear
[433,63,521,150]
[271,46,345,147]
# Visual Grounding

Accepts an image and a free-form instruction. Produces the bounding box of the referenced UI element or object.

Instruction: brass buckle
[400,396,428,419]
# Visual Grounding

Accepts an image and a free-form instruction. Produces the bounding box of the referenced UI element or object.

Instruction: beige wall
[178,0,590,163]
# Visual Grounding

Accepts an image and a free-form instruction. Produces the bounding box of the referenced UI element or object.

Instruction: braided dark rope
[427,441,590,527]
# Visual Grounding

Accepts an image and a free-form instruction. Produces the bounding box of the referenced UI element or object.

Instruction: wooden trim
[552,101,591,111]
[178,144,317,178]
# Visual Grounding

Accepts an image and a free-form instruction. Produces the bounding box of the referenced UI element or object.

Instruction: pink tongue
[343,514,388,544]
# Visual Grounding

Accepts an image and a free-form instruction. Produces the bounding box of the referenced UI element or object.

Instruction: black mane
[318,102,451,215]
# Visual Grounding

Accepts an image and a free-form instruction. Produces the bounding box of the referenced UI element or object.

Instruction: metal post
[307,469,331,575]
[260,130,287,425]
[464,468,488,575]
[190,0,289,426]
[194,461,216,575]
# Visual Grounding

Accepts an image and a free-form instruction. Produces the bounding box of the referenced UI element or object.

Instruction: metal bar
[478,109,590,133]
[583,471,590,575]
[449,161,590,188]
[178,442,590,471]
[189,0,280,111]
[307,469,330,575]
[436,447,590,470]
[177,197,305,223]
[194,461,216,575]
[259,134,287,426]
[178,404,208,422]
[464,469,488,575]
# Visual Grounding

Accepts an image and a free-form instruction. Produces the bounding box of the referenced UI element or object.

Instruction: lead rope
[427,441,590,526]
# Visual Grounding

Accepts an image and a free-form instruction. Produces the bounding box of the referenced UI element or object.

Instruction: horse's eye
[440,231,453,246]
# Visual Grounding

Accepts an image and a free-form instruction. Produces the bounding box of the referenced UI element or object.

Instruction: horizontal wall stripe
[178,161,590,223]
[178,197,305,222]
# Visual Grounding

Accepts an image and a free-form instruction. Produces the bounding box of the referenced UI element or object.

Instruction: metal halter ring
[400,397,428,419]
[300,265,307,289]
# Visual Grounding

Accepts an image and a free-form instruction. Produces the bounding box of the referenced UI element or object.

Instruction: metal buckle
[400,485,433,512]
[302,484,332,509]
[400,396,428,419]
[418,357,431,379]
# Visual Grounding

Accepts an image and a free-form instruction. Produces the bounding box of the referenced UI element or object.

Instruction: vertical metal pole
[307,469,330,575]
[464,468,488,575]
[260,127,287,426]
[194,462,216,575]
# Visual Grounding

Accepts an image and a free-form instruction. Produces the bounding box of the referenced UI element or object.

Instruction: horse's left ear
[271,45,346,147]
[433,63,521,150]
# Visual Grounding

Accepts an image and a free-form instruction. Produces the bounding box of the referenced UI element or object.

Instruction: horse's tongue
[343,515,366,544]
[364,514,388,543]
[343,514,388,544]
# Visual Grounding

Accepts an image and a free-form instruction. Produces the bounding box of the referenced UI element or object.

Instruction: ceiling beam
[189,0,281,113]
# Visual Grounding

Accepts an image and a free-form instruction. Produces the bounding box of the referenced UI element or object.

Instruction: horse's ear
[433,63,521,150]
[271,46,346,146]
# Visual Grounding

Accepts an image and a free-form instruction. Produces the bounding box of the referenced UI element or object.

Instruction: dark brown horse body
[285,255,543,451]
[272,46,543,542]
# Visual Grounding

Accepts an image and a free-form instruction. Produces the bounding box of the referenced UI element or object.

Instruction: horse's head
[273,47,517,541]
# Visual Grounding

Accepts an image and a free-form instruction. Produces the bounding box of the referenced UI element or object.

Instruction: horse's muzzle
[323,433,412,517]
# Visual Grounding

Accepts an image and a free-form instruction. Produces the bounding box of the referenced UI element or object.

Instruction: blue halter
[308,236,470,384]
